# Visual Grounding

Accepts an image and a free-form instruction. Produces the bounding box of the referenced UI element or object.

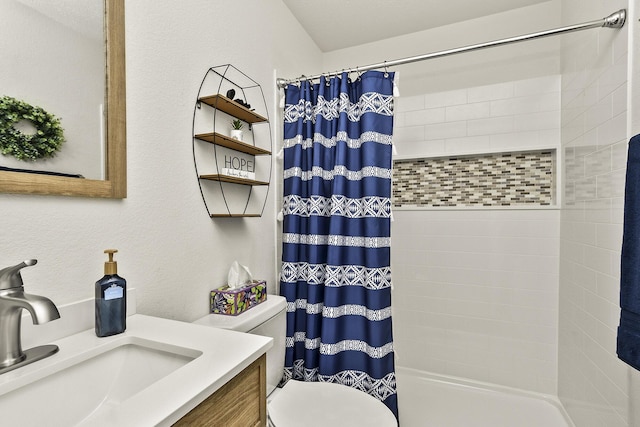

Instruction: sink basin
[0,312,271,427]
[0,336,201,426]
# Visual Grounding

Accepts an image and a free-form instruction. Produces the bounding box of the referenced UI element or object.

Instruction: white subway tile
[511,289,559,309]
[491,93,560,117]
[445,102,491,121]
[612,83,627,121]
[561,93,585,124]
[597,112,627,149]
[394,138,446,158]
[610,250,621,281]
[596,272,620,306]
[404,108,446,126]
[574,176,597,201]
[489,131,541,150]
[583,81,600,109]
[611,140,628,171]
[583,245,613,276]
[423,121,467,140]
[444,135,491,153]
[584,147,612,178]
[584,198,613,224]
[596,168,625,199]
[467,116,514,136]
[515,75,561,97]
[539,128,561,145]
[393,125,425,142]
[514,111,561,132]
[424,88,467,108]
[584,94,613,132]
[468,81,514,103]
[395,95,424,112]
[612,196,624,225]
[612,25,629,62]
[580,127,599,156]
[598,54,627,101]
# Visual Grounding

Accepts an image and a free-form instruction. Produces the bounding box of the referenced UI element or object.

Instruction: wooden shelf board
[199,174,269,186]
[198,94,268,124]
[194,132,271,155]
[210,213,262,218]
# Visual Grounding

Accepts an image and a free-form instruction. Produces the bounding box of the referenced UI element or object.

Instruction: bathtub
[395,367,574,427]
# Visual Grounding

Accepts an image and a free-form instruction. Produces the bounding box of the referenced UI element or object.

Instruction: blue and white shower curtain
[280,71,398,419]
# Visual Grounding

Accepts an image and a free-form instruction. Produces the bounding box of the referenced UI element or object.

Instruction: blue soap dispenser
[95,249,126,337]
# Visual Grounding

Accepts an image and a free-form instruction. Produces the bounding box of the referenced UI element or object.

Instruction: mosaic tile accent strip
[392,150,555,207]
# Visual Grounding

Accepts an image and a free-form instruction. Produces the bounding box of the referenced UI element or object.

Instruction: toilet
[194,295,397,427]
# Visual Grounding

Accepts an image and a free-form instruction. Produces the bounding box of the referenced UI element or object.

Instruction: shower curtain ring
[384,62,389,78]
[301,75,313,90]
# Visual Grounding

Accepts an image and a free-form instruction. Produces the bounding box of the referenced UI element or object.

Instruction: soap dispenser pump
[95,249,126,337]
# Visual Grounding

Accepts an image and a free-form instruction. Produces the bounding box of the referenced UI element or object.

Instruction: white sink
[0,335,200,426]
[0,313,271,427]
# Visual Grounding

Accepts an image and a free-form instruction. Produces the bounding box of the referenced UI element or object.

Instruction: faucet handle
[0,259,37,290]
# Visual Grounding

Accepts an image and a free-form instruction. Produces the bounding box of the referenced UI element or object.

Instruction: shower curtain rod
[276,9,626,88]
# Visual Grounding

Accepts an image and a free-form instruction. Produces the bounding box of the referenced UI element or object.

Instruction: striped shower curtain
[280,71,398,418]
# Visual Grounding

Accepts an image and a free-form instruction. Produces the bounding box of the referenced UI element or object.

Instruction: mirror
[0,0,126,198]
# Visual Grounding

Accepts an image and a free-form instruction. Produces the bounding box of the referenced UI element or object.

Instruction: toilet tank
[193,295,287,395]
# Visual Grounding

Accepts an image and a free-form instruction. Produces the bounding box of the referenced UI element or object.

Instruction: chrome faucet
[0,259,60,374]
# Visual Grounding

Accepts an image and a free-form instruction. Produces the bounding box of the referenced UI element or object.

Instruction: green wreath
[0,96,65,161]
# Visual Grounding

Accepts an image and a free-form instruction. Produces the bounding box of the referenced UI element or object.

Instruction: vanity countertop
[0,313,272,427]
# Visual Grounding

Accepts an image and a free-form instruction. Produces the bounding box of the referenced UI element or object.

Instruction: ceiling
[281,0,552,52]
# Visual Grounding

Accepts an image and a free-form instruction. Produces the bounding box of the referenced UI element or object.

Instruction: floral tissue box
[210,280,267,315]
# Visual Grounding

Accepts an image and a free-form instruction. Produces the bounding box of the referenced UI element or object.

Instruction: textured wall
[0,0,321,323]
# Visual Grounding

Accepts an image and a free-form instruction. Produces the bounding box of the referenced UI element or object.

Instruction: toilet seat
[267,380,397,427]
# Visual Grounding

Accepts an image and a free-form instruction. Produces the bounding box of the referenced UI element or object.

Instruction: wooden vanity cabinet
[173,354,267,427]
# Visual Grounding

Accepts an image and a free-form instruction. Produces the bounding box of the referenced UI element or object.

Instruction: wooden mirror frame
[0,0,126,198]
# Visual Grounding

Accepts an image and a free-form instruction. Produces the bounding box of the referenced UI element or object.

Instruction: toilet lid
[268,380,397,427]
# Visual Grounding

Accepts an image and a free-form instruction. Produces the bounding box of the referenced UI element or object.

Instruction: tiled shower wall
[558,0,631,426]
[391,75,561,394]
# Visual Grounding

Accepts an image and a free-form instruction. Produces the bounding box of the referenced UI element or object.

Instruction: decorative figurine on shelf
[233,98,251,109]
[225,88,252,109]
[230,119,243,141]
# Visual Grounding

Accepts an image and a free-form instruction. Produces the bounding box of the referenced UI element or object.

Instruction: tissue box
[210,280,267,315]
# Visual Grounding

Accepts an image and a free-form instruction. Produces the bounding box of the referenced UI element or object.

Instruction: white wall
[0,0,321,322]
[322,1,561,96]
[393,75,561,159]
[558,0,634,426]
[392,209,560,392]
[391,75,562,394]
